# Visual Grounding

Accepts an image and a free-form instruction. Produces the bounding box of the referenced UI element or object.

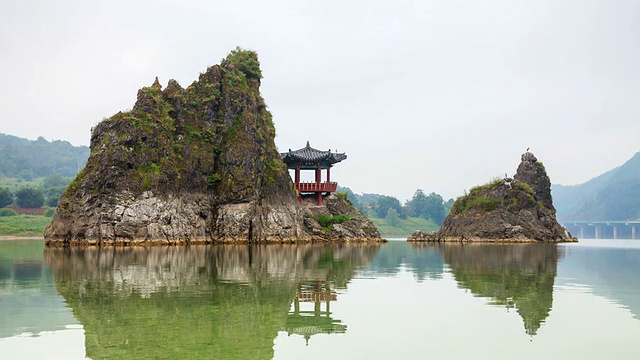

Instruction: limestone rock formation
[407,230,438,242]
[45,48,381,246]
[302,195,381,241]
[417,152,576,242]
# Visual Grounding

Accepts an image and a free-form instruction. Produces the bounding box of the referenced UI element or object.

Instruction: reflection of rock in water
[441,244,561,336]
[44,244,379,359]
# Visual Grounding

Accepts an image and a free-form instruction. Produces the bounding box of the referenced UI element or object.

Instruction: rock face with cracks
[45,49,381,246]
[410,152,576,243]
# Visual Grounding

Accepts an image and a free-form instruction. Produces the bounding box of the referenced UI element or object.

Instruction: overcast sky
[2,0,639,201]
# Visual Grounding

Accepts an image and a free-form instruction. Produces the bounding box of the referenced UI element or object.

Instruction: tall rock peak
[514,151,553,209]
[45,48,380,246]
[151,76,161,89]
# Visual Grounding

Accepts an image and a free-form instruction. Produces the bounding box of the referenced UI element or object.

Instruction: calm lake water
[1,239,639,359]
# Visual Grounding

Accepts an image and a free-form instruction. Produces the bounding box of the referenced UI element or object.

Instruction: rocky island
[409,152,577,242]
[45,48,381,246]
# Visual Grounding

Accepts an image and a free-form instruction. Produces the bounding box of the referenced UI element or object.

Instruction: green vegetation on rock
[62,48,286,203]
[453,178,538,215]
[223,46,263,79]
[313,214,350,233]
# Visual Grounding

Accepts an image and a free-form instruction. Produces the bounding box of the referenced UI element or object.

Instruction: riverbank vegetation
[1,173,75,209]
[338,187,454,238]
[370,216,438,238]
[0,174,71,237]
[0,214,51,237]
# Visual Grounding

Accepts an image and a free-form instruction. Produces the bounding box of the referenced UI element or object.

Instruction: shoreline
[408,236,579,243]
[0,236,45,241]
[43,237,388,247]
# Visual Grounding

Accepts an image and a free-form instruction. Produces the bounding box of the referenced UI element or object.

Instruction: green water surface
[1,239,639,359]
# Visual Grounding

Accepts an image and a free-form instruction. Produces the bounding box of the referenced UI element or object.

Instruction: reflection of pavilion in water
[284,281,346,345]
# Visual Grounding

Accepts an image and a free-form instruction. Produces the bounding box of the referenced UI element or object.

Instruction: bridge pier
[566,221,638,239]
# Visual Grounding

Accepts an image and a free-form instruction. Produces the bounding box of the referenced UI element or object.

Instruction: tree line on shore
[0,173,73,216]
[0,133,86,219]
[339,187,455,228]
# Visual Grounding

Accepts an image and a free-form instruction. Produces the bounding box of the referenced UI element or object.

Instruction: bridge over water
[563,220,640,239]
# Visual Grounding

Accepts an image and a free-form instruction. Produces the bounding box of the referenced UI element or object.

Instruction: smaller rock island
[409,152,577,243]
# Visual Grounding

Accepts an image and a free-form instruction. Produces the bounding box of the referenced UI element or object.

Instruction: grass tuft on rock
[313,214,350,233]
[455,178,539,215]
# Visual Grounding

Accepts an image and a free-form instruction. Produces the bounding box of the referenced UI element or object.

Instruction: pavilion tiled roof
[281,141,347,166]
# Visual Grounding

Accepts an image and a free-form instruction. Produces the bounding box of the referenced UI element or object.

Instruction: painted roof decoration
[281,141,347,168]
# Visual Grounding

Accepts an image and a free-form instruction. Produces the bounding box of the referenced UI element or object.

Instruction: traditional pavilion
[280,141,347,206]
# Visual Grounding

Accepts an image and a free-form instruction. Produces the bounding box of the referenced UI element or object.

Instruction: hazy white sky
[2,0,639,200]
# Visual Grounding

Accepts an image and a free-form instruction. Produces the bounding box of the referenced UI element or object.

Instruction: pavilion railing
[295,182,338,193]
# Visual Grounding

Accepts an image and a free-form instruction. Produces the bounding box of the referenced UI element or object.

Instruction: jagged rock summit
[410,152,576,242]
[45,48,381,246]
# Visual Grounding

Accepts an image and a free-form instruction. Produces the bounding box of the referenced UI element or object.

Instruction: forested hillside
[338,186,455,237]
[0,134,89,179]
[552,151,640,221]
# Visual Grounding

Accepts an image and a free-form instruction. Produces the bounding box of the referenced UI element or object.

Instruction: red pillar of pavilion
[315,165,322,206]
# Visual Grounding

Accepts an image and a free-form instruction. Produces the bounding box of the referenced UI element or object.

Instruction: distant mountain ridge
[552,151,640,221]
[0,133,89,178]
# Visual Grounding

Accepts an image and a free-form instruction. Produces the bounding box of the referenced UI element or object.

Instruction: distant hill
[0,133,89,178]
[552,151,640,221]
